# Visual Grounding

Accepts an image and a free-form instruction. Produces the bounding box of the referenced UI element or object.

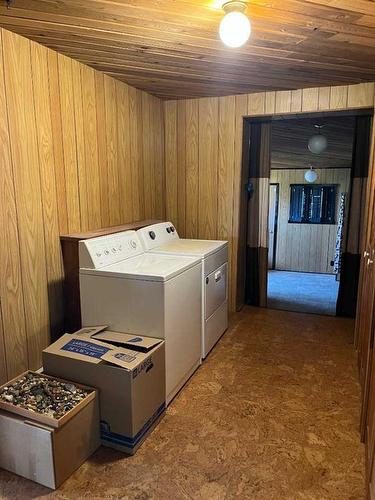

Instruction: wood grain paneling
[128,86,144,222]
[30,42,64,338]
[0,29,28,380]
[265,92,276,115]
[185,99,199,239]
[154,96,165,220]
[47,50,68,234]
[270,168,352,273]
[330,85,349,110]
[348,83,375,109]
[177,101,186,235]
[318,87,331,111]
[104,74,120,227]
[3,29,50,371]
[81,64,102,229]
[116,79,133,224]
[1,1,375,99]
[58,54,81,233]
[198,98,219,240]
[164,82,375,311]
[218,96,236,241]
[275,91,292,114]
[95,71,110,227]
[0,28,165,383]
[164,100,178,226]
[248,92,265,116]
[72,59,87,230]
[291,90,303,113]
[142,92,154,219]
[302,87,319,112]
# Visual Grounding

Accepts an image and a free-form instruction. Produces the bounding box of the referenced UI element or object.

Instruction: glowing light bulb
[219,4,251,48]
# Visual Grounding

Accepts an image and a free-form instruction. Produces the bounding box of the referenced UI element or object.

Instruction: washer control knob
[149,231,156,240]
[206,277,209,284]
[130,240,137,249]
[170,226,175,233]
[166,227,171,233]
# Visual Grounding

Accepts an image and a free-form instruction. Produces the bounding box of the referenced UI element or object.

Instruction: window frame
[288,183,337,225]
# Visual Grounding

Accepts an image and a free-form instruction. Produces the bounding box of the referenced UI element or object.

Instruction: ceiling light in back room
[219,1,251,48]
[308,124,328,154]
[304,165,318,183]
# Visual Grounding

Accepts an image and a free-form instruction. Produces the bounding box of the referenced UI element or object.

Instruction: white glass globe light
[304,168,318,183]
[219,10,251,48]
[308,133,328,154]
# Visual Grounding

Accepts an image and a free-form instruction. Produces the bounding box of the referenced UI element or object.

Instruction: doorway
[238,109,373,318]
[268,183,279,270]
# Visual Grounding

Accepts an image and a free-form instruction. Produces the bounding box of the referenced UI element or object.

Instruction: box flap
[92,330,163,352]
[72,326,108,338]
[43,334,114,364]
[101,347,148,371]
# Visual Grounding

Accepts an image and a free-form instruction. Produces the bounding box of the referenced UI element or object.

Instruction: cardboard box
[0,371,100,489]
[43,329,165,454]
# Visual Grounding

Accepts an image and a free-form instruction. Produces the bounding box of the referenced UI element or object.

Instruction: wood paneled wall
[164,95,247,313]
[270,168,351,274]
[1,27,374,383]
[0,28,165,384]
[164,82,375,311]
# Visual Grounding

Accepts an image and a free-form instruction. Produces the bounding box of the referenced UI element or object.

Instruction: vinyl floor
[0,307,364,499]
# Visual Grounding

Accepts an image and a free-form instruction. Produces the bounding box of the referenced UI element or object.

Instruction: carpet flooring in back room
[0,307,364,500]
[268,270,340,316]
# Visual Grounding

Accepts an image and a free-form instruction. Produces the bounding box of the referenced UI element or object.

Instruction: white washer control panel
[137,222,179,250]
[79,230,143,269]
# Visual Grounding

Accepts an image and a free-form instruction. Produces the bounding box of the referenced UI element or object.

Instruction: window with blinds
[289,184,337,224]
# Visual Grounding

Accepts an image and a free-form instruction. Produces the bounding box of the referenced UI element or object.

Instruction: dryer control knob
[149,231,156,240]
[166,227,171,233]
[206,277,209,284]
[170,226,175,233]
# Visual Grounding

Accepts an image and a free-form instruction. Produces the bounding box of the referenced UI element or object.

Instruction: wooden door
[358,122,375,441]
[268,183,278,269]
[364,302,375,500]
[355,125,375,353]
[359,210,375,441]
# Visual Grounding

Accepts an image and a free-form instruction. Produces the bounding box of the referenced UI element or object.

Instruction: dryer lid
[148,239,227,258]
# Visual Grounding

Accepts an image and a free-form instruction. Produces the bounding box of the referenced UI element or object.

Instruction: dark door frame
[268,182,279,270]
[236,107,374,312]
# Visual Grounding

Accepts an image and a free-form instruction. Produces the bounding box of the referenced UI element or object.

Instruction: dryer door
[205,262,227,319]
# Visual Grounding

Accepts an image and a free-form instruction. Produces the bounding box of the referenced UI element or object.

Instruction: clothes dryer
[137,222,228,359]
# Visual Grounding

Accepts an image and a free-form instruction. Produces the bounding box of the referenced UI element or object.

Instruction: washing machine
[137,222,228,359]
[79,230,202,404]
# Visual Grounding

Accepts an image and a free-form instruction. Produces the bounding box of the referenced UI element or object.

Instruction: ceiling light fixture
[219,1,251,48]
[304,165,318,183]
[308,124,328,154]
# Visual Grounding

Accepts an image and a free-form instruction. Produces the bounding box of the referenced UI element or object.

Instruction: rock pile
[0,372,89,419]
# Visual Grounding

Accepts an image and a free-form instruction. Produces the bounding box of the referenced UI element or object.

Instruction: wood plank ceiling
[0,1,375,99]
[271,116,355,170]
